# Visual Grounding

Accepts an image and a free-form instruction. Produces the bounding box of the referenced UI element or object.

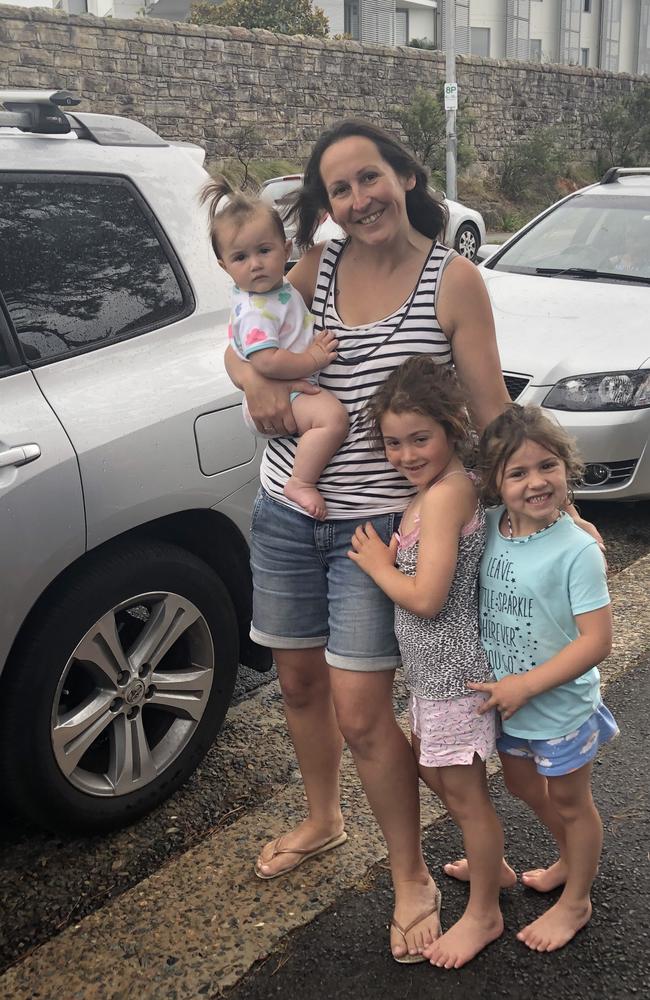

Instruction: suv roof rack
[0,89,168,147]
[600,166,650,184]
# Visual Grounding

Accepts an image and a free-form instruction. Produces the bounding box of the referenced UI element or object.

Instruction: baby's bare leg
[283,391,348,520]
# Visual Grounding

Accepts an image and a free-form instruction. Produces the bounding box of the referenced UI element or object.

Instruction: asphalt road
[0,500,648,979]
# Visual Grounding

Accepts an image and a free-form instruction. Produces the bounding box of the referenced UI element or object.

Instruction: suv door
[0,320,85,673]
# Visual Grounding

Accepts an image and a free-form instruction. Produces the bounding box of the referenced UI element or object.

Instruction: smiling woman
[223,118,511,963]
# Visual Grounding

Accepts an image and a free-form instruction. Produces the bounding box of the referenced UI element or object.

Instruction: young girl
[466,403,617,953]
[348,355,505,969]
[201,178,348,520]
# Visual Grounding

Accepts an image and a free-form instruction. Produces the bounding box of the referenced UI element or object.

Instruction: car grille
[503,373,531,401]
[579,459,638,489]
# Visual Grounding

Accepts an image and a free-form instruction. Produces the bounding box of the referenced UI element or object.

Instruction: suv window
[0,174,192,363]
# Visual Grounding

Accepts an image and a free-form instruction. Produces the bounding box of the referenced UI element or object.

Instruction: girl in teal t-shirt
[448,404,617,954]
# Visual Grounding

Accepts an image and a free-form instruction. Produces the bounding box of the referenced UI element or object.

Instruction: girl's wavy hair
[363,356,473,457]
[478,404,585,506]
[292,119,448,249]
[200,176,285,258]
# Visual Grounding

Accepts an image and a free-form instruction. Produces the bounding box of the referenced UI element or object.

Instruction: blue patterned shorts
[497,702,618,777]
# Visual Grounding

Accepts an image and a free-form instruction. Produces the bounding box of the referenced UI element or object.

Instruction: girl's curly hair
[478,404,585,506]
[363,356,473,457]
[200,176,285,258]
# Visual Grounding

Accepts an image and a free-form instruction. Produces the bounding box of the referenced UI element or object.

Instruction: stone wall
[0,4,645,174]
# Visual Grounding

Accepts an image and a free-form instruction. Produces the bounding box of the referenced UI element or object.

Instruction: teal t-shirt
[479,509,610,740]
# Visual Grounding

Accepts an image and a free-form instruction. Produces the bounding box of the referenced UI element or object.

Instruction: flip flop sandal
[254,831,348,880]
[391,886,443,964]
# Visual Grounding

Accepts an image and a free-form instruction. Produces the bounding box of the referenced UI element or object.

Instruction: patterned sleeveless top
[395,492,493,700]
[259,238,455,519]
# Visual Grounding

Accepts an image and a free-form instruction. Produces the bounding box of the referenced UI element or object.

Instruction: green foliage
[499,128,567,203]
[407,37,436,50]
[394,87,475,185]
[190,0,329,37]
[501,210,525,232]
[592,87,650,173]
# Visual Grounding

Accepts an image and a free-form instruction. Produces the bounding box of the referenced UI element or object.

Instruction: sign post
[445,0,457,200]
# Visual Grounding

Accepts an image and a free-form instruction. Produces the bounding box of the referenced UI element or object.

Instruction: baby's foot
[425,910,503,969]
[521,859,568,893]
[284,477,328,520]
[517,898,592,951]
[443,857,518,889]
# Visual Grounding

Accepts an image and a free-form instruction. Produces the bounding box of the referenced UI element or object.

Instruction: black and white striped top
[259,238,455,519]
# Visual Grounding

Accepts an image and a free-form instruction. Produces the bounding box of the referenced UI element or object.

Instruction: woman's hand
[242,366,319,436]
[348,522,398,579]
[468,675,532,721]
[570,511,606,554]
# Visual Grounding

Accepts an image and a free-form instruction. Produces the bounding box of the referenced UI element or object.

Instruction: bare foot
[255,818,345,879]
[390,877,442,962]
[284,477,328,520]
[517,898,592,951]
[425,910,504,969]
[521,860,568,893]
[443,857,517,889]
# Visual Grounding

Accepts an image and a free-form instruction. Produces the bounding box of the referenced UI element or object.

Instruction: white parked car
[477,167,650,501]
[0,90,270,833]
[260,174,487,263]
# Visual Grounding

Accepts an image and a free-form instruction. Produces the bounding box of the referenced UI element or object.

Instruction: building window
[584,0,591,11]
[530,38,542,61]
[581,47,589,65]
[396,8,409,45]
[470,27,490,57]
[344,0,359,39]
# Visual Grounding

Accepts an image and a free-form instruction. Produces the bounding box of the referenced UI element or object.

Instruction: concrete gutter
[1,554,648,1000]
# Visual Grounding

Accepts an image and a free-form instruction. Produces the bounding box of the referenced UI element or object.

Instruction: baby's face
[218,210,290,293]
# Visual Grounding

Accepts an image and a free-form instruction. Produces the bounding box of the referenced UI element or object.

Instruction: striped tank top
[259,238,455,519]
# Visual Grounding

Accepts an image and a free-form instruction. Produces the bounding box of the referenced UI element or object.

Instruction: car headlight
[543,370,650,411]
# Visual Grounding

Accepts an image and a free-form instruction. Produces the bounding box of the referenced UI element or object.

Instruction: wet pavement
[0,551,648,1000]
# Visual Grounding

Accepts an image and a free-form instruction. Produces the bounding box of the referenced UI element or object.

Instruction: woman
[225,120,510,963]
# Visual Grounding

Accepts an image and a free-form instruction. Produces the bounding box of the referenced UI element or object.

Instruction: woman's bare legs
[329,668,441,961]
[421,754,504,968]
[517,762,601,951]
[256,647,345,877]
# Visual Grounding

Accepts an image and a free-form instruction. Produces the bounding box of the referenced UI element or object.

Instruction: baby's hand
[308,329,338,370]
[468,675,532,720]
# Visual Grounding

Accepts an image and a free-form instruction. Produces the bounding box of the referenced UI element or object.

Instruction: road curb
[1,553,648,1000]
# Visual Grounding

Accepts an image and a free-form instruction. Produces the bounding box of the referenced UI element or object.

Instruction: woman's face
[318,136,415,245]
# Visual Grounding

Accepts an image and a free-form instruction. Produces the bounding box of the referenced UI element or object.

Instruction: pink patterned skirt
[409,690,499,768]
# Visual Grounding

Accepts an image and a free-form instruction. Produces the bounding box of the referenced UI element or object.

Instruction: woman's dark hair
[363,355,472,456]
[200,176,285,258]
[292,119,448,249]
[478,404,585,506]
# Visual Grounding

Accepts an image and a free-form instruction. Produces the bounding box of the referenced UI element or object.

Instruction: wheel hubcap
[458,229,477,258]
[51,591,215,797]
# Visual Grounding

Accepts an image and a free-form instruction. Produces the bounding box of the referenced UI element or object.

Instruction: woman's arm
[436,256,510,432]
[469,604,613,720]
[348,481,472,618]
[224,346,318,436]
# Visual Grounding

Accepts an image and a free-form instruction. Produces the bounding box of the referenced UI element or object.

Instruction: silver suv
[0,90,270,833]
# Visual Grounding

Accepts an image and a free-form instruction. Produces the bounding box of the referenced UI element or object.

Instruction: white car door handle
[0,443,41,469]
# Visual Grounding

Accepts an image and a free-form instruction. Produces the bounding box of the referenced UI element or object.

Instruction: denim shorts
[249,489,401,671]
[497,702,619,777]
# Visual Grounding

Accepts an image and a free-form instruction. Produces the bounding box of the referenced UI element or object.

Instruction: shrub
[395,87,475,186]
[499,128,567,203]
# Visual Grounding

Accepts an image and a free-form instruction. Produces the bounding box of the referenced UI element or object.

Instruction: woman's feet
[390,877,442,962]
[424,909,504,969]
[443,856,518,889]
[255,819,346,879]
[517,898,592,951]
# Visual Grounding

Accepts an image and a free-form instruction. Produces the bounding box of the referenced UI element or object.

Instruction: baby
[202,177,348,520]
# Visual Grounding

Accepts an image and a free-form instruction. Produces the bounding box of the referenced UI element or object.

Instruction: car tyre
[0,540,239,834]
[454,222,481,261]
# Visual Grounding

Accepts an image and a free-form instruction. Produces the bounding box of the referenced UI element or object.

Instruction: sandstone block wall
[0,4,645,174]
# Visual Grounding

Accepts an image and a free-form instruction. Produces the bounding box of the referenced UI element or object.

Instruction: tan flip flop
[254,831,348,880]
[391,885,443,964]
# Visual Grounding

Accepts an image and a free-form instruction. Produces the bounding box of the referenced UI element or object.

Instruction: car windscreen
[489,193,650,282]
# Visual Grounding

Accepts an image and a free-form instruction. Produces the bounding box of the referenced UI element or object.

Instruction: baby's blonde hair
[479,404,585,506]
[200,176,285,259]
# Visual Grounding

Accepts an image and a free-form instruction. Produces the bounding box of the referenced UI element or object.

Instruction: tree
[591,87,650,173]
[499,128,567,203]
[394,88,475,187]
[190,0,329,37]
